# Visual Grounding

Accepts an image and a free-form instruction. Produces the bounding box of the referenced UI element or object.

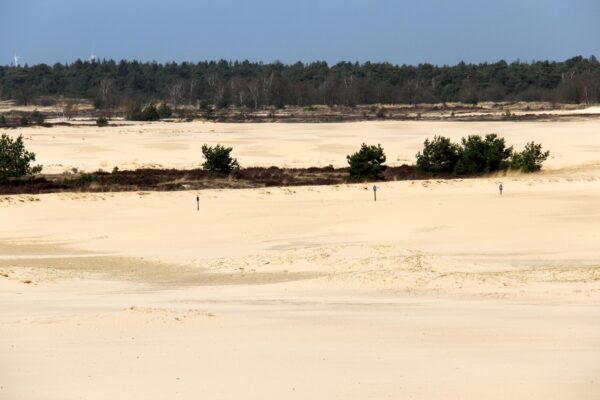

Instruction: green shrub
[201,144,240,173]
[126,103,160,121]
[415,134,548,174]
[376,107,386,119]
[0,133,42,182]
[142,104,160,121]
[511,142,550,172]
[93,98,104,110]
[31,110,45,125]
[78,173,100,183]
[20,116,30,126]
[0,115,6,127]
[158,103,172,119]
[416,136,461,173]
[199,100,215,120]
[453,134,513,174]
[216,98,229,110]
[96,116,109,127]
[347,143,387,180]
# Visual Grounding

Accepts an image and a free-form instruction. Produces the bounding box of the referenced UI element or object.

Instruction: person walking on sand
[196,195,200,211]
[499,183,503,196]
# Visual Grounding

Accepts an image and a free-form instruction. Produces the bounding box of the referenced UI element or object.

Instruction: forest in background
[1,56,599,109]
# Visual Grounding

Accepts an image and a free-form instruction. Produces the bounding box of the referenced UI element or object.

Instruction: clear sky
[1,0,599,66]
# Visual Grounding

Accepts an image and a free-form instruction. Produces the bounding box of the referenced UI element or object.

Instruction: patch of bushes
[157,103,172,119]
[415,136,461,173]
[0,115,6,127]
[454,134,513,174]
[78,173,101,183]
[31,110,45,125]
[96,116,109,127]
[126,103,160,121]
[201,144,240,173]
[416,134,549,174]
[347,143,387,180]
[198,100,215,120]
[0,133,42,182]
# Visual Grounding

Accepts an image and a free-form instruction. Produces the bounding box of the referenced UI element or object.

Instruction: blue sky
[1,0,599,66]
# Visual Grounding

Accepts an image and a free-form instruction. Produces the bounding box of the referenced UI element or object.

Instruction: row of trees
[0,134,551,182]
[1,56,599,108]
[415,134,550,174]
[347,136,549,180]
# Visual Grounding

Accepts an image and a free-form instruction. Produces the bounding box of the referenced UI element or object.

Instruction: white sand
[1,120,600,399]
[11,119,600,173]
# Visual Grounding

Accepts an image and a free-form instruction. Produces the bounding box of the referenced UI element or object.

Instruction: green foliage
[415,136,461,173]
[510,142,550,172]
[93,98,104,110]
[0,133,42,182]
[31,110,45,125]
[20,116,30,126]
[96,116,109,127]
[201,144,240,173]
[454,134,513,174]
[199,100,215,120]
[216,98,229,110]
[0,115,6,127]
[376,107,386,119]
[2,56,599,108]
[126,103,160,121]
[416,134,547,174]
[78,173,100,183]
[347,143,387,180]
[157,103,172,119]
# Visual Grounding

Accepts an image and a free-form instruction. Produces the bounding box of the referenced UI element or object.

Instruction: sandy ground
[9,118,600,173]
[1,120,600,399]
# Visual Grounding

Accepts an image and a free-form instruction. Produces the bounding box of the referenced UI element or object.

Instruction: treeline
[1,56,599,108]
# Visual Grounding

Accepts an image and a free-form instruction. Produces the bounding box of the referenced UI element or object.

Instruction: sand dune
[1,121,600,399]
[11,119,600,173]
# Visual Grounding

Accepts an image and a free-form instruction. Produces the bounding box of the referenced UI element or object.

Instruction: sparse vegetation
[31,110,45,125]
[201,144,240,173]
[96,116,109,127]
[198,100,215,120]
[347,143,387,180]
[126,103,160,121]
[0,133,42,182]
[157,103,172,119]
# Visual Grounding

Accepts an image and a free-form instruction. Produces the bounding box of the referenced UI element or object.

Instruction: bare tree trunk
[248,79,260,110]
[168,80,185,106]
[188,79,197,106]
